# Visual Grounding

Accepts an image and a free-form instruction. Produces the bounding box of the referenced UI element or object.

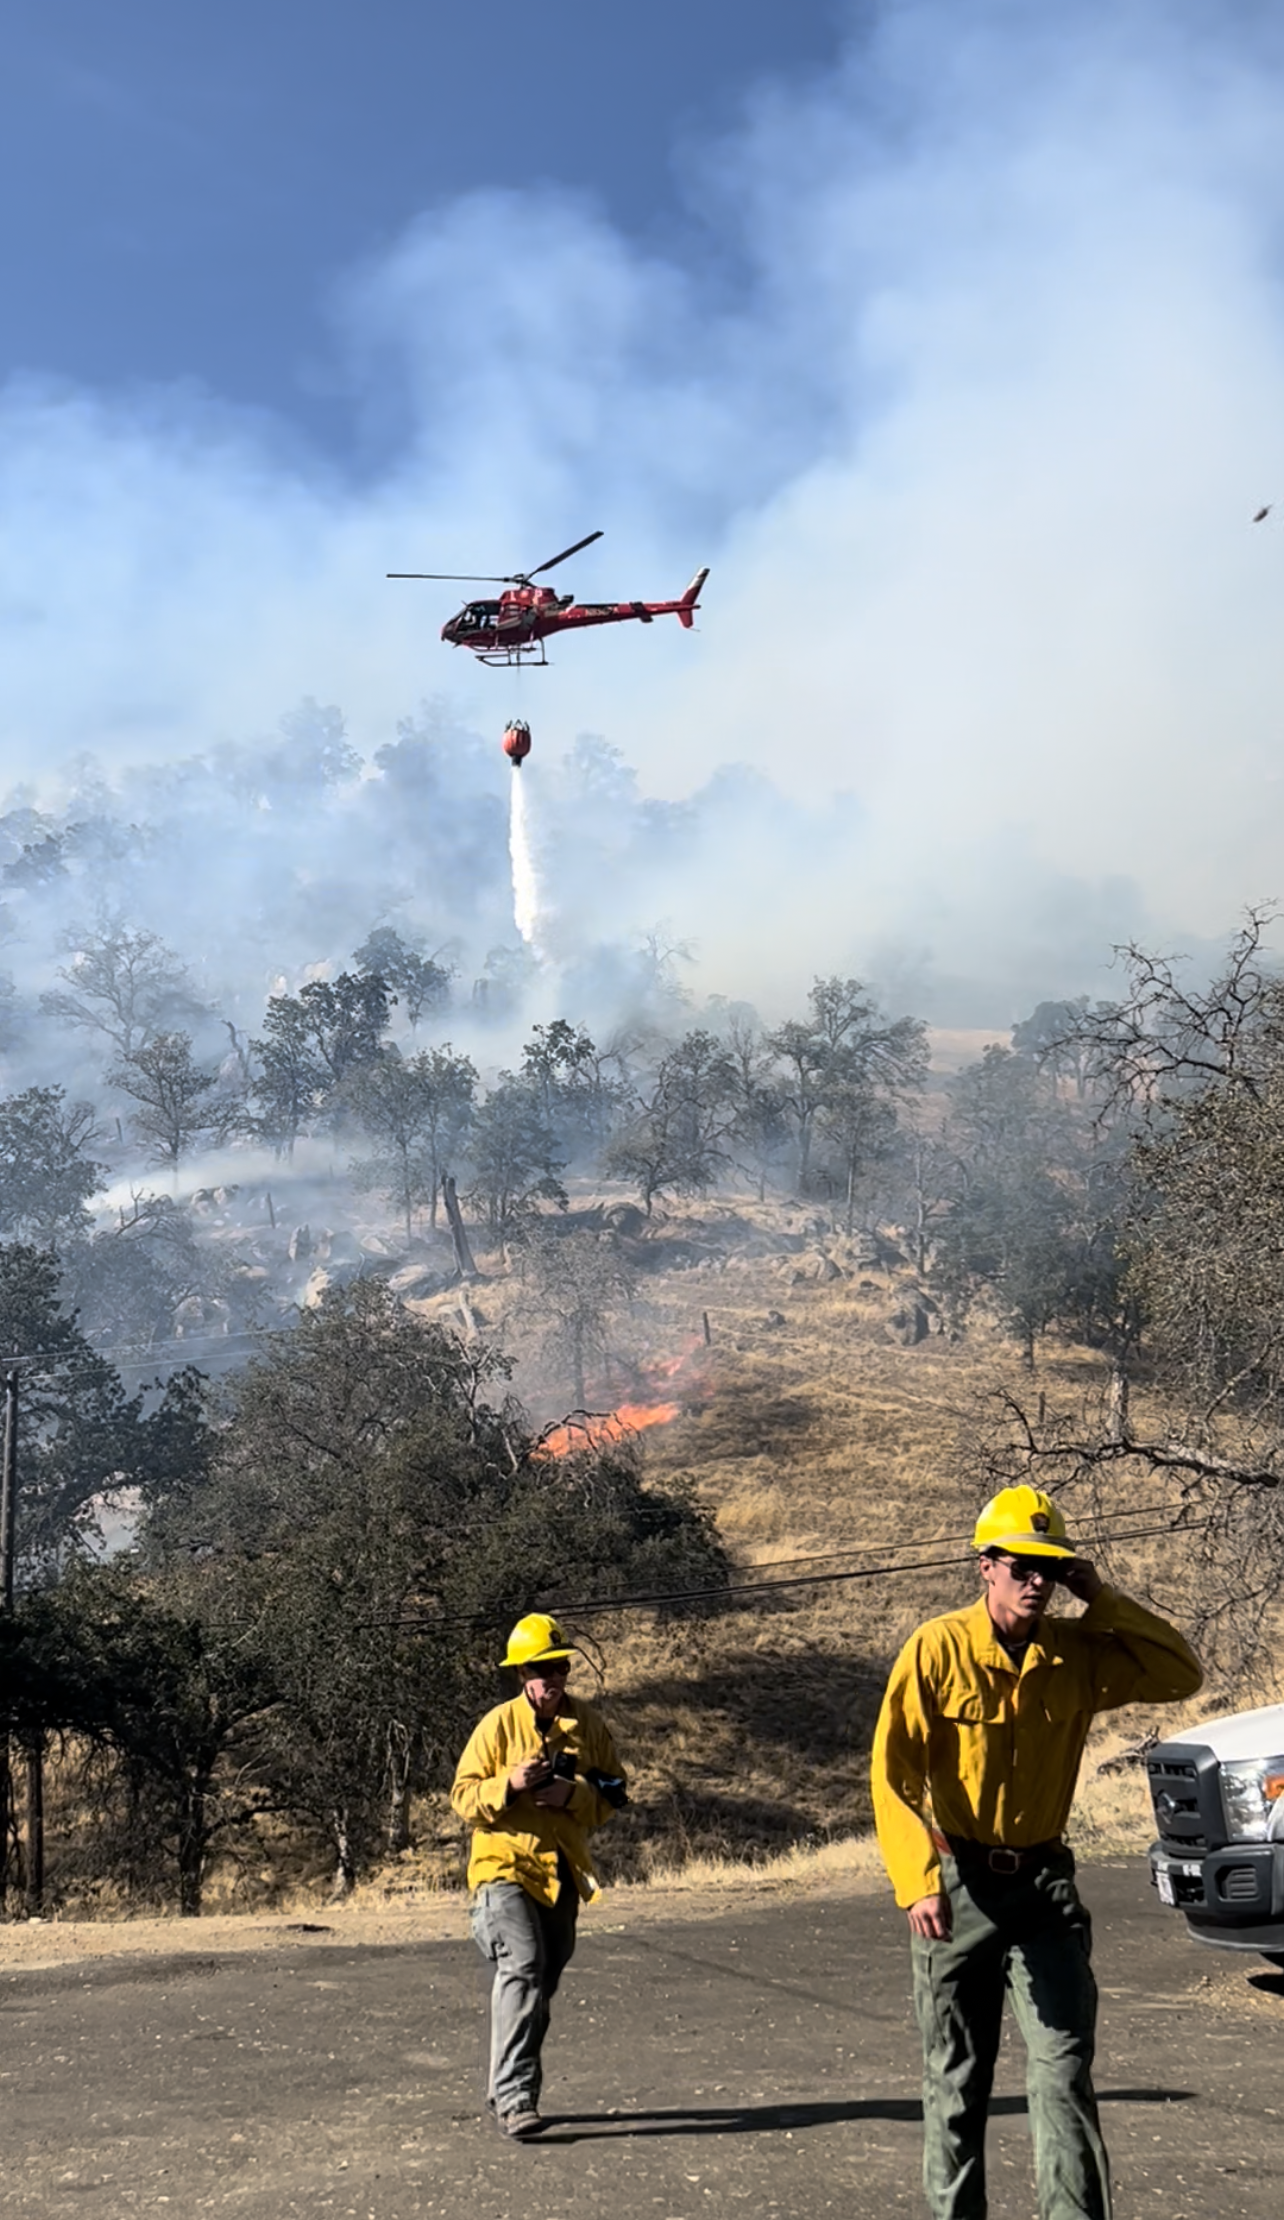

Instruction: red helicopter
[388,530,709,667]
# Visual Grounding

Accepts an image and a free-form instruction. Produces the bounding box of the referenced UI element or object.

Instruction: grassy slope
[400,1200,1230,1895]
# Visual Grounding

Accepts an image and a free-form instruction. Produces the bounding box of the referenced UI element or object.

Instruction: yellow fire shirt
[872,1587,1202,1908]
[451,1692,624,1906]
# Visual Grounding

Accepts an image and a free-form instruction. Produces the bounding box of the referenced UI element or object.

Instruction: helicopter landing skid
[473,639,549,668]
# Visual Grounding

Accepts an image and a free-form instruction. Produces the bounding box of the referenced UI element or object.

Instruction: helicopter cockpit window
[463,601,501,626]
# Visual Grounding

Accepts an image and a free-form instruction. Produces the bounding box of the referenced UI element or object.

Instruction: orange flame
[537,1400,681,1459]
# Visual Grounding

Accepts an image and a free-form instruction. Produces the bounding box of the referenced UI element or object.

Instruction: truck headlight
[1220,1756,1284,1842]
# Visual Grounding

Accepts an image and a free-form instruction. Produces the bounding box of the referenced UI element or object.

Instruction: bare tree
[966,1380,1284,1674]
[962,912,1284,1666]
[892,1120,958,1276]
[1056,906,1284,1112]
[40,921,204,1060]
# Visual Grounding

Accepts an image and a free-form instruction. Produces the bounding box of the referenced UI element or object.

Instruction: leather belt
[932,1828,1064,1877]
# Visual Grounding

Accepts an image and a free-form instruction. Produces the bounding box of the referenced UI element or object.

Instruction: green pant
[910,1848,1111,2220]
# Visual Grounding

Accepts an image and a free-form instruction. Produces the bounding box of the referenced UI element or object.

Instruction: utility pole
[24,1741,43,1915]
[0,1361,44,1914]
[0,1363,18,1611]
[0,1363,18,1909]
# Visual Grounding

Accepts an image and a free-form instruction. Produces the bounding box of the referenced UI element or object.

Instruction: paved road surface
[0,1864,1276,2216]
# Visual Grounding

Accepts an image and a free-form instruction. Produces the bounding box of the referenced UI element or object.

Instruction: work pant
[469,1878,579,2115]
[910,1847,1111,2220]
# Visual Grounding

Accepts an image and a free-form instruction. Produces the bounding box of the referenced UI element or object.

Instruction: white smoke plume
[3,0,1284,1024]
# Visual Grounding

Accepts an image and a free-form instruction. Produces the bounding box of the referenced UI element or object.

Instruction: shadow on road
[536,2088,1195,2142]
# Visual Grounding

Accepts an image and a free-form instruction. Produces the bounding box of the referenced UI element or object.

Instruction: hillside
[34,1189,1247,1919]
[388,1195,1231,1897]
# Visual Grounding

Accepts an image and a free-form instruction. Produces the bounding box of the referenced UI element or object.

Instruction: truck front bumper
[1150,1838,1284,1951]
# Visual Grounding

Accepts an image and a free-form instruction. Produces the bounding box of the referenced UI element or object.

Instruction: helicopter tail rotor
[677,566,709,627]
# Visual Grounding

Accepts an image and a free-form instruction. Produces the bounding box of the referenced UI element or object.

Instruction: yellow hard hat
[973,1486,1074,1558]
[502,1612,573,1669]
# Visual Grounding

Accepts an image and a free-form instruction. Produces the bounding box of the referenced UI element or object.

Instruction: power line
[372,1515,1210,1636]
[0,1328,271,1371]
[711,1497,1198,1580]
[0,1330,275,1397]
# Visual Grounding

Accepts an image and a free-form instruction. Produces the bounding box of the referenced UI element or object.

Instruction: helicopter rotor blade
[526,529,604,580]
[387,531,603,585]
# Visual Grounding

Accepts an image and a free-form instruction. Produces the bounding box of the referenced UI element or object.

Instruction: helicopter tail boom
[677,566,710,627]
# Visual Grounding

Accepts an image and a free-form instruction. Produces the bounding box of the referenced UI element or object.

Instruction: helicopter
[388,530,709,667]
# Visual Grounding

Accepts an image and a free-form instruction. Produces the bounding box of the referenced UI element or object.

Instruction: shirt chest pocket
[1028,1667,1085,1725]
[936,1691,1010,1731]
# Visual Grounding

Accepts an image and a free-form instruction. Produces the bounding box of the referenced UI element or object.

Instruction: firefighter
[451,1613,626,2139]
[871,1485,1202,2220]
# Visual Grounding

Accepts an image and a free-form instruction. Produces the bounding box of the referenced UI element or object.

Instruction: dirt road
[0,1863,1275,2216]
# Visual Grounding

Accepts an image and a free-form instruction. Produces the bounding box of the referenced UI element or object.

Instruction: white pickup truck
[1146,1702,1284,1966]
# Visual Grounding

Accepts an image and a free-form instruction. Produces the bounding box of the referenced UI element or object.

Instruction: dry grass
[614,1827,888,1897]
[398,1197,1256,1898]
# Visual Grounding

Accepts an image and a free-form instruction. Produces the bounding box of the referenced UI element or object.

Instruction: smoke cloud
[4,0,1284,1026]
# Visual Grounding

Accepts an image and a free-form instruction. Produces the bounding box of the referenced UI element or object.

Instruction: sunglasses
[993,1553,1065,1584]
[527,1658,572,1676]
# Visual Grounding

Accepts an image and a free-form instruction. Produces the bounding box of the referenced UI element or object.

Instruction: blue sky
[4,0,1284,1010]
[1,1,843,456]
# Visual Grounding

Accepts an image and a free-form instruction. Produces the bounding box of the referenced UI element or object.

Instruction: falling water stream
[509,769,540,947]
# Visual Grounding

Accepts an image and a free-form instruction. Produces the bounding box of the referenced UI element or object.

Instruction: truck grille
[1147,1742,1225,1853]
[1148,1758,1205,1849]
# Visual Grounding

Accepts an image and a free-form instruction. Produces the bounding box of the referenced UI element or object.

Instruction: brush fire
[533,1333,710,1458]
[536,1400,681,1459]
